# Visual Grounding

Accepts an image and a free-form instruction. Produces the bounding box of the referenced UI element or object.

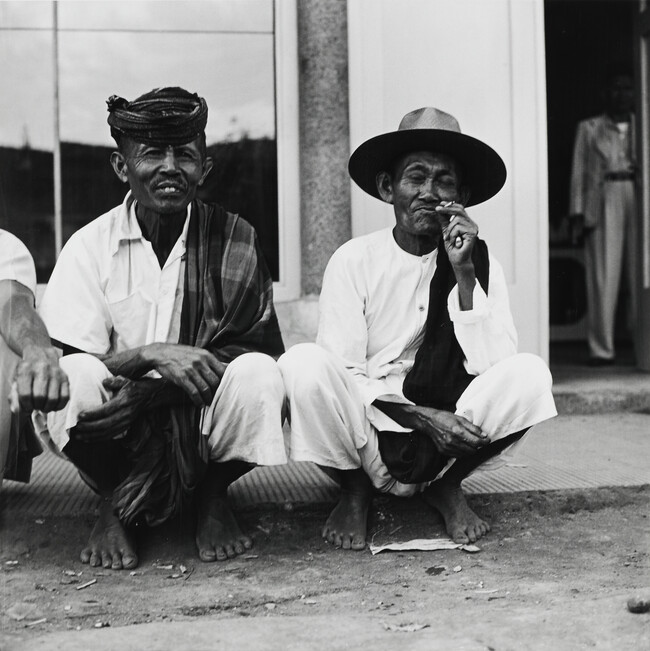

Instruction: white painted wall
[347,0,549,358]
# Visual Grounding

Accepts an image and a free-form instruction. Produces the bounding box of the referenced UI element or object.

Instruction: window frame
[31,0,301,300]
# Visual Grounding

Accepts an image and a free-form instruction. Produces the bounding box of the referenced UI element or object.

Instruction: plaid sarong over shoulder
[112,200,284,526]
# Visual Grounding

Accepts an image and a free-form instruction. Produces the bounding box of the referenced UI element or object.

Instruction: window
[0,0,298,293]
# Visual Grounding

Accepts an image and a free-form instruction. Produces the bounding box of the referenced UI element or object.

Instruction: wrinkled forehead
[120,133,206,156]
[391,150,461,176]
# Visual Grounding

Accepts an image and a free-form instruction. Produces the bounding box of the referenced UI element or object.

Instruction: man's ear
[110,151,129,184]
[199,157,214,186]
[376,171,394,204]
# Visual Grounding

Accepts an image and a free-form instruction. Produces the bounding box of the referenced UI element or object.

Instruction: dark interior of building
[545,0,636,363]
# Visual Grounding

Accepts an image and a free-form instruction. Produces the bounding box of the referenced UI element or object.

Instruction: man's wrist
[138,343,157,369]
[452,263,476,283]
[373,400,420,430]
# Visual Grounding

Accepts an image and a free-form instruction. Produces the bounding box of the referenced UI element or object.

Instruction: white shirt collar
[388,228,439,264]
[110,191,192,257]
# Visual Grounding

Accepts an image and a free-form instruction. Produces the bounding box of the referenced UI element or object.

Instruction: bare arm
[100,343,227,406]
[373,399,489,458]
[0,280,68,412]
[72,343,228,442]
[56,340,227,409]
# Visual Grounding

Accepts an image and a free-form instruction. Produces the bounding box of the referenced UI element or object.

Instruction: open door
[635,1,650,370]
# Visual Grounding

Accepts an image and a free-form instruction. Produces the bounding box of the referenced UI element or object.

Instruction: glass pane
[0,1,53,29]
[58,0,273,34]
[58,25,279,277]
[0,29,55,282]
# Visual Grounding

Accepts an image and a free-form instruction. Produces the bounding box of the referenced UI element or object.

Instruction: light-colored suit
[569,114,637,360]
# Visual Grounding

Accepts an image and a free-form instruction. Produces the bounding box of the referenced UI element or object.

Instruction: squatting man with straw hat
[34,87,286,569]
[279,107,558,550]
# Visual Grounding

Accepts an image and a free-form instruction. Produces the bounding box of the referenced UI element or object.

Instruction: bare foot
[321,468,373,550]
[422,480,490,544]
[196,495,252,562]
[80,499,138,570]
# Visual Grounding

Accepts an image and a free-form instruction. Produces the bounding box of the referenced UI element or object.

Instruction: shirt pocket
[106,290,154,351]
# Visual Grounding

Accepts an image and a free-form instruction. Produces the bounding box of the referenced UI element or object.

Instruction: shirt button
[418,305,425,311]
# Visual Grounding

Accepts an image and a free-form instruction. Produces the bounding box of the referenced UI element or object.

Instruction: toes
[216,547,228,561]
[198,546,217,562]
[101,551,113,568]
[122,553,138,570]
[89,551,102,567]
[451,528,470,544]
[225,544,237,559]
[80,548,91,564]
[351,536,366,551]
[111,552,124,570]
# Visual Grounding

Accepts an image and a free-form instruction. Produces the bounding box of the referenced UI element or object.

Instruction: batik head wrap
[107,87,208,146]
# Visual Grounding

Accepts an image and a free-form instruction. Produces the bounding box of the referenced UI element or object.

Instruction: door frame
[634,0,650,370]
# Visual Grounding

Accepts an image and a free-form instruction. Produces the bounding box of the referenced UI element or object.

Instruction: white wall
[347,0,549,358]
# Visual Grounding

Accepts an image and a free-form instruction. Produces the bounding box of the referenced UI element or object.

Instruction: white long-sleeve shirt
[316,227,518,432]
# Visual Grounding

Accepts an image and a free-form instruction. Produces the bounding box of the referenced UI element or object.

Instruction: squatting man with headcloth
[34,88,286,569]
[0,231,68,493]
[279,108,558,550]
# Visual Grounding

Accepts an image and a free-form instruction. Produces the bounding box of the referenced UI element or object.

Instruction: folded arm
[62,342,227,442]
[373,399,489,458]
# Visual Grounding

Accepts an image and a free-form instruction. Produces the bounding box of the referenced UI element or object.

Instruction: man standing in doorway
[569,64,637,365]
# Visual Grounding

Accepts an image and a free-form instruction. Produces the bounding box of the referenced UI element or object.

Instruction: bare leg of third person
[422,429,527,544]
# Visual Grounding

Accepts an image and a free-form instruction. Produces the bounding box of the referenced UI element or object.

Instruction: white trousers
[278,344,557,497]
[585,179,637,360]
[34,352,287,467]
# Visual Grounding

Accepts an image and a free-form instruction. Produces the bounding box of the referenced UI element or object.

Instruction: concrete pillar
[298,0,351,295]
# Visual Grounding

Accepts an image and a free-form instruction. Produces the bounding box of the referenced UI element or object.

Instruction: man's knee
[222,353,284,402]
[278,343,333,396]
[502,353,553,398]
[59,353,111,387]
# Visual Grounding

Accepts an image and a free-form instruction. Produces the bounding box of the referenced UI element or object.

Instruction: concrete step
[551,363,650,415]
[3,413,649,519]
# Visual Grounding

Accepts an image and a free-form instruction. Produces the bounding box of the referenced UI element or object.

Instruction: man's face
[111,137,213,214]
[605,74,634,116]
[379,151,462,241]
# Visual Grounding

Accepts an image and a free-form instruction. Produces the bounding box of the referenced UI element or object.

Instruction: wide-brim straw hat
[348,107,507,207]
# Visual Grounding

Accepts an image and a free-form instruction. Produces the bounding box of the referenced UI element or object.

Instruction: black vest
[402,238,490,412]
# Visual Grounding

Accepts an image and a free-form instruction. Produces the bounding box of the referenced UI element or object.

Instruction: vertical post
[297,0,351,295]
[52,0,63,256]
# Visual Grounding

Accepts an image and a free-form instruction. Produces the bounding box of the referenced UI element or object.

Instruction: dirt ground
[1,485,649,650]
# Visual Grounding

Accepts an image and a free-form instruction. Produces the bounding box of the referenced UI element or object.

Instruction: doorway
[545,0,636,365]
